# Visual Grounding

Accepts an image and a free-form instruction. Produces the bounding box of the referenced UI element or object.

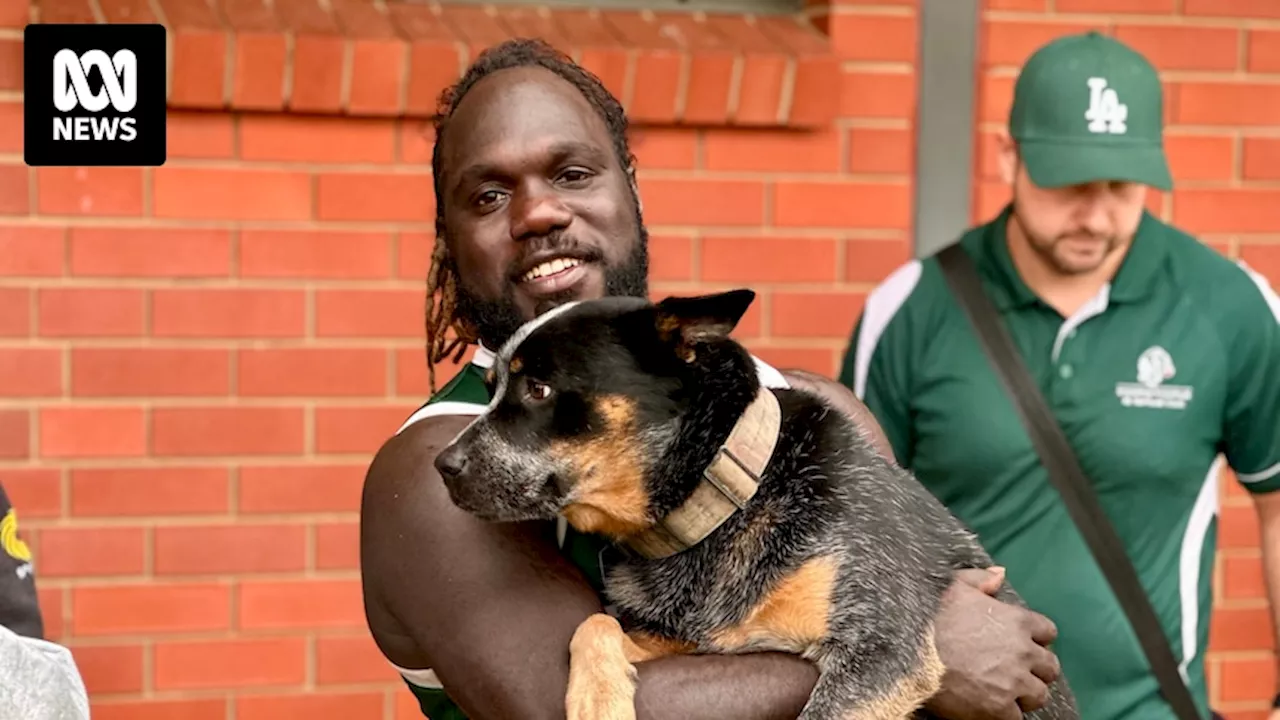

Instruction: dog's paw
[566,614,639,720]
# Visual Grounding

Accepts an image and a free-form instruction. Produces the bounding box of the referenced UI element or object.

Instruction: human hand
[924,567,1062,720]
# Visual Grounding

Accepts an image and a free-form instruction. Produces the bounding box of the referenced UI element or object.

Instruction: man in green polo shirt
[839,31,1280,720]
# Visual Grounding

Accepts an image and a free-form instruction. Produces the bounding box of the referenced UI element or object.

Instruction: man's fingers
[1015,676,1051,713]
[1027,644,1062,685]
[953,566,1006,595]
[1024,610,1059,647]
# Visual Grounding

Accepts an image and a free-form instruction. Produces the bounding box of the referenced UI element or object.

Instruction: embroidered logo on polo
[1116,346,1193,410]
[1085,77,1128,135]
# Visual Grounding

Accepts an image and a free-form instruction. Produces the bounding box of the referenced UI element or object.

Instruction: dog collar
[624,387,782,559]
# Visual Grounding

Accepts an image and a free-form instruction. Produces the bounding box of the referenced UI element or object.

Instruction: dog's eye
[525,379,552,402]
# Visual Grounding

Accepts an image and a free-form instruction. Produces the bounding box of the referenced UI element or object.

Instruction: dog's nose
[434,444,468,482]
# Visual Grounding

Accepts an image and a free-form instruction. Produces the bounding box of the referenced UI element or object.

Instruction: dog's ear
[654,289,755,361]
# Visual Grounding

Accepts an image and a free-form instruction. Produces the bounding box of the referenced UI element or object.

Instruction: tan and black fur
[434,290,1079,720]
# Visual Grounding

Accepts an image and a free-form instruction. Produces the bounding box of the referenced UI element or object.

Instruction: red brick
[71,582,232,636]
[70,644,145,694]
[166,111,235,159]
[398,120,435,165]
[0,288,28,336]
[1184,0,1280,18]
[91,699,228,720]
[0,164,29,214]
[396,348,470,398]
[1165,135,1235,182]
[239,230,393,279]
[703,129,842,174]
[70,467,230,517]
[238,579,364,630]
[1240,244,1280,287]
[1223,554,1266,600]
[150,289,306,338]
[151,407,306,457]
[771,292,865,337]
[397,230,432,279]
[1220,503,1261,549]
[1056,0,1174,12]
[745,346,837,377]
[155,524,307,575]
[0,468,62,518]
[239,115,397,163]
[71,348,231,397]
[637,179,766,226]
[839,71,915,119]
[649,235,694,282]
[1177,83,1280,127]
[0,0,27,29]
[39,407,146,459]
[701,237,839,283]
[316,634,397,684]
[1243,137,1280,181]
[828,13,916,62]
[69,227,232,277]
[238,464,365,514]
[773,181,912,229]
[0,348,62,397]
[846,238,913,283]
[848,128,913,175]
[154,637,307,690]
[1249,30,1280,73]
[979,74,1015,123]
[316,172,434,222]
[0,102,19,152]
[38,527,145,577]
[1173,189,1280,234]
[236,692,386,720]
[0,226,64,276]
[36,167,144,216]
[1218,657,1276,703]
[982,20,1105,68]
[0,410,28,459]
[153,167,313,220]
[629,128,698,170]
[237,348,387,397]
[315,522,359,570]
[38,288,145,337]
[315,405,414,454]
[1210,605,1275,652]
[1115,25,1239,72]
[314,289,423,338]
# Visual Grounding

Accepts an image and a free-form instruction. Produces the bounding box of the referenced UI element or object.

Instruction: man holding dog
[840,32,1280,720]
[361,38,1070,720]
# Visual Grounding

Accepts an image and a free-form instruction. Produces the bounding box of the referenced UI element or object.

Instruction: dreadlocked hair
[423,37,639,392]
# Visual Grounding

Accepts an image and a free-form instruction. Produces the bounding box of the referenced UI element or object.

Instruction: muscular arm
[1251,492,1280,700]
[361,415,816,720]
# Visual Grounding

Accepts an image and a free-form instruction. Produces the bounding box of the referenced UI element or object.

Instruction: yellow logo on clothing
[1,509,32,563]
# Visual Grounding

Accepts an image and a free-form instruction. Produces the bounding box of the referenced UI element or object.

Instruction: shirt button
[1060,364,1074,379]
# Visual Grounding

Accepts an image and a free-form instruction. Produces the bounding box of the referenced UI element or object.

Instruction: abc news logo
[53,48,140,143]
[24,23,166,167]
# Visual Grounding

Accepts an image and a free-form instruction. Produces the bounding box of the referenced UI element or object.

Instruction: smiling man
[360,38,1067,720]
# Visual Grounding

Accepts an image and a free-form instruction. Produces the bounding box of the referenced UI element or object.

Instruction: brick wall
[0,0,1276,717]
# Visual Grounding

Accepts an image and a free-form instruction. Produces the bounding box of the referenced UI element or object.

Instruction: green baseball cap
[1009,31,1173,191]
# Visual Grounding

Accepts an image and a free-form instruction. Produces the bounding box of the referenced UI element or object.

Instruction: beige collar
[624,388,782,559]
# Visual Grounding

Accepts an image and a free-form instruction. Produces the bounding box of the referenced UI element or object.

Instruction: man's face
[997,135,1147,276]
[439,65,648,350]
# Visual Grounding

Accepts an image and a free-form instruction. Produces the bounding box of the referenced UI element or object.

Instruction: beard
[1011,194,1123,277]
[452,220,651,352]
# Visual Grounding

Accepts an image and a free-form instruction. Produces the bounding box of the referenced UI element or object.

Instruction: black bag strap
[935,242,1202,720]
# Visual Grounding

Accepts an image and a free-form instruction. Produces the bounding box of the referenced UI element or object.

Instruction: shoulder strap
[935,242,1202,720]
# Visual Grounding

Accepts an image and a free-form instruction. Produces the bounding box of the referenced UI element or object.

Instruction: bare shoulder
[778,369,897,464]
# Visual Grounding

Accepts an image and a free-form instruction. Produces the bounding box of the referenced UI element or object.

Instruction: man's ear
[654,289,756,360]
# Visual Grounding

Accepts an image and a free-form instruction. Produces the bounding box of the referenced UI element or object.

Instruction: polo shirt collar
[974,203,1167,311]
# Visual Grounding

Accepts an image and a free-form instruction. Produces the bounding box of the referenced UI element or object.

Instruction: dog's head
[433,289,760,538]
